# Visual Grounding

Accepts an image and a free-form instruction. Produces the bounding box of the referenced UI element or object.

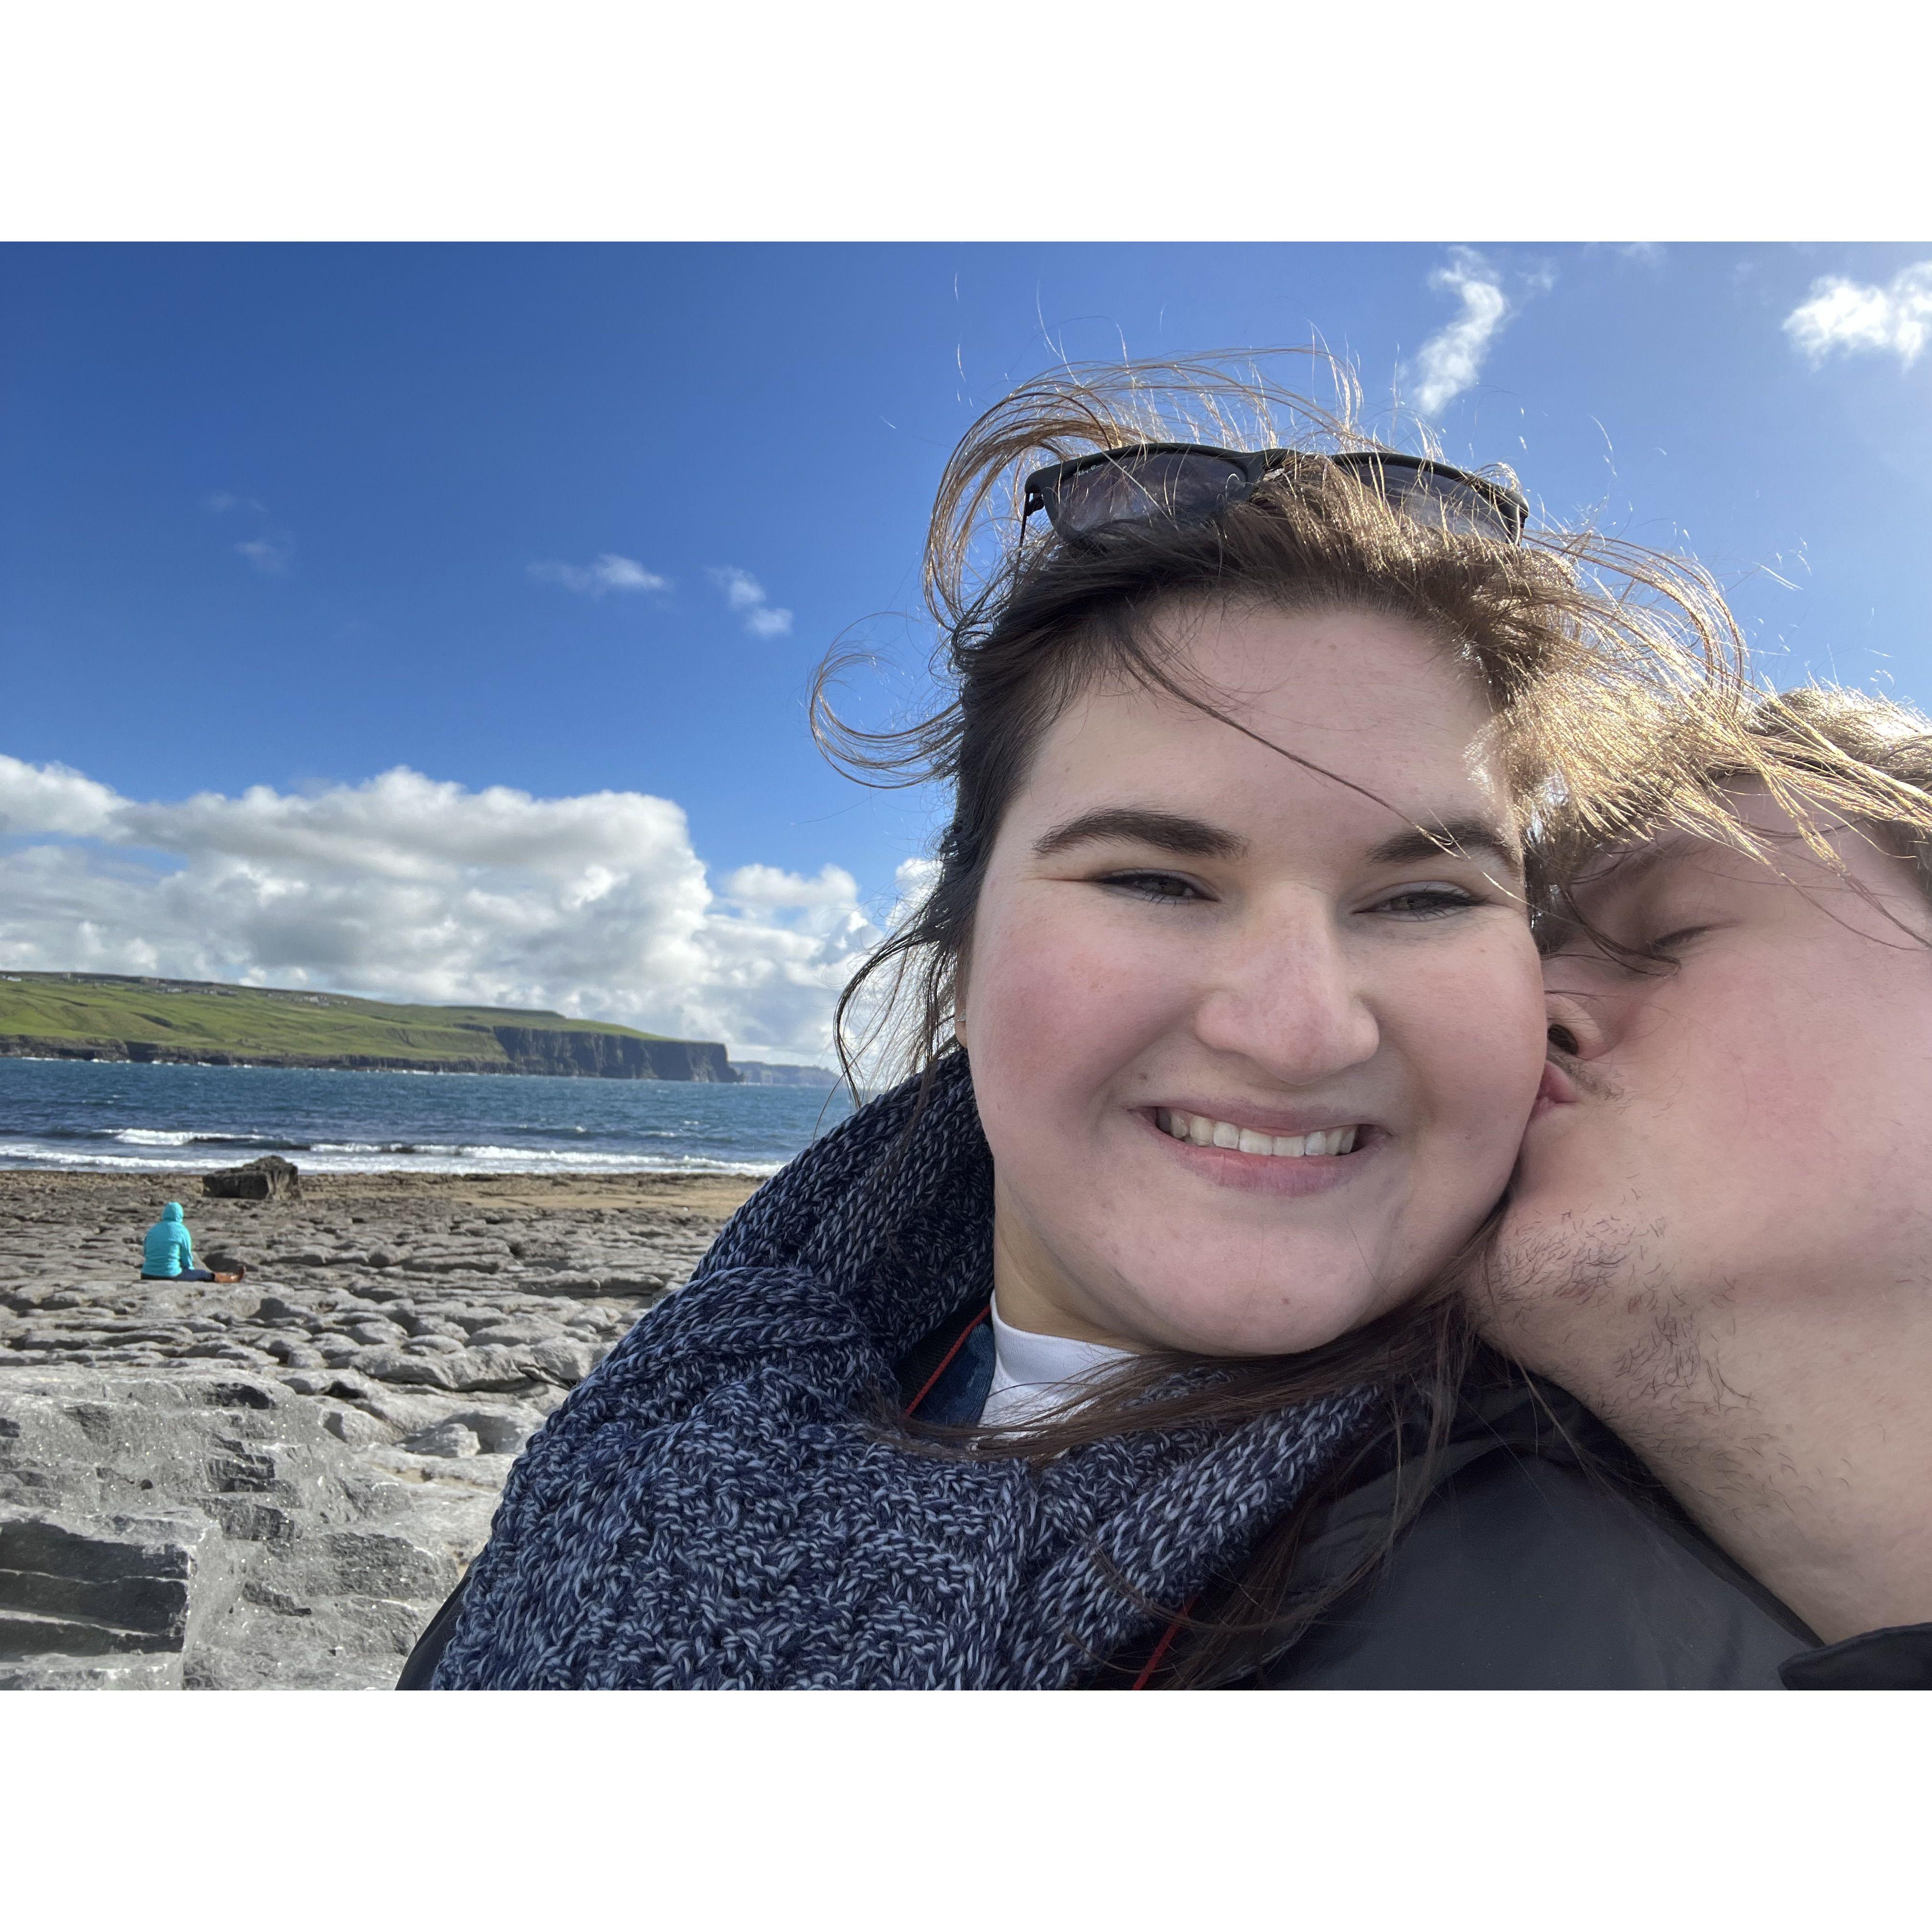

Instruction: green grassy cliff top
[0,971,681,1065]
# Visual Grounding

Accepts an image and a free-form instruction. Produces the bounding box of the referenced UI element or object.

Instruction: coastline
[0,972,738,1081]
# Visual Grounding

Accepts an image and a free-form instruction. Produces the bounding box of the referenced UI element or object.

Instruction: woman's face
[954,602,1547,1356]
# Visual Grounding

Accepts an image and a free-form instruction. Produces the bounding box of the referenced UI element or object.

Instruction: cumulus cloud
[1784,261,1932,367]
[0,759,121,838]
[1405,247,1515,417]
[0,756,880,1061]
[722,862,862,909]
[710,566,794,638]
[528,553,670,597]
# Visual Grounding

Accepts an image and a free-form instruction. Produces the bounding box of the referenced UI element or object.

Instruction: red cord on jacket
[904,1304,991,1417]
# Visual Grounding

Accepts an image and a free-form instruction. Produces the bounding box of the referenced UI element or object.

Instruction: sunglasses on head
[1021,442,1529,548]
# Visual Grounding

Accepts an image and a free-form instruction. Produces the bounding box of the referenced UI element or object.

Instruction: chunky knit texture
[432,1053,1378,1689]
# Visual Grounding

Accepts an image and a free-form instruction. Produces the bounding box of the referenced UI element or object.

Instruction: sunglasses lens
[1045,451,1251,539]
[1360,460,1523,542]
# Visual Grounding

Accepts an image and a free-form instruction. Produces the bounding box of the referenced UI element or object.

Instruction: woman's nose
[1193,908,1380,1082]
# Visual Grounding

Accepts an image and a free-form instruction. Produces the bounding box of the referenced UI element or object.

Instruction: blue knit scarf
[432,1054,1377,1689]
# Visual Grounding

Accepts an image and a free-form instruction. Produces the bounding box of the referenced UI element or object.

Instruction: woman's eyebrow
[1366,816,1523,873]
[1031,807,1248,862]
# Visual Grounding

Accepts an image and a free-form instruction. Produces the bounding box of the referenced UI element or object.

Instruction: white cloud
[710,566,794,638]
[234,535,294,574]
[0,758,120,838]
[528,553,669,597]
[722,862,861,909]
[1405,247,1515,417]
[824,854,951,1082]
[0,755,880,1060]
[882,857,942,944]
[205,493,293,573]
[1784,262,1932,368]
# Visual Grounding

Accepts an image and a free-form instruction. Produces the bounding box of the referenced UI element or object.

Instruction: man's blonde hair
[1530,680,1932,948]
[1736,684,1932,897]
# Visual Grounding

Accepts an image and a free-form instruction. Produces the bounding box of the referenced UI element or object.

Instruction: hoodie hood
[162,1202,184,1222]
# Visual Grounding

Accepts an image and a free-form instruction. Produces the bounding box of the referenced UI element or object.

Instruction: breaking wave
[0,1136,781,1178]
[0,1057,845,1178]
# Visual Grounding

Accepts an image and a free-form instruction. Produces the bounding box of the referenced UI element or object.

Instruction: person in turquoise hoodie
[141,1202,215,1282]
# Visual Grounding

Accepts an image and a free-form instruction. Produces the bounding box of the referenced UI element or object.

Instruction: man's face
[1478,786,1932,1395]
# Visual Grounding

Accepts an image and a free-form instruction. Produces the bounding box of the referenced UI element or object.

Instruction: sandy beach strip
[0,1163,765,1228]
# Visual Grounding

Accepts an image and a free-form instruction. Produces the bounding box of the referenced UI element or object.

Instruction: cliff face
[0,1030,740,1081]
[486,1028,737,1082]
[730,1060,841,1088]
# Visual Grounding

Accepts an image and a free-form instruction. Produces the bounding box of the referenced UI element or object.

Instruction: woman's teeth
[1155,1110,1359,1158]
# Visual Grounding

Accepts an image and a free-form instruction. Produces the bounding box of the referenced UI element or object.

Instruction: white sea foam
[0,1137,780,1178]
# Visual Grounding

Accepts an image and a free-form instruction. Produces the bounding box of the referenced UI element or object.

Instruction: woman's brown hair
[813,356,1765,1685]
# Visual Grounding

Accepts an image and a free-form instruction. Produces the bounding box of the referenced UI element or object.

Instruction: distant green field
[0,972,676,1066]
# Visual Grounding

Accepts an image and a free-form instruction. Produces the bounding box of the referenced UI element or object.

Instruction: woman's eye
[1370,885,1482,920]
[1099,871,1204,903]
[1647,924,1708,954]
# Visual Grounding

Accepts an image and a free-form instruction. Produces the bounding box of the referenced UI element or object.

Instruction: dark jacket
[1250,1376,1816,1689]
[400,1294,1900,1690]
[1779,1624,1932,1689]
[1246,1371,1932,1690]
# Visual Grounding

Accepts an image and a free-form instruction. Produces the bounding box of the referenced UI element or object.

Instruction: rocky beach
[0,1165,760,1690]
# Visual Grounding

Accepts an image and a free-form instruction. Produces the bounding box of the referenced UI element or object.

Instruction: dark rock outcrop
[0,1511,235,1674]
[203,1156,302,1203]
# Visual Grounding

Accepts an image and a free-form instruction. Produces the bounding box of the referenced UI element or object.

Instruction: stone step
[0,1604,171,1658]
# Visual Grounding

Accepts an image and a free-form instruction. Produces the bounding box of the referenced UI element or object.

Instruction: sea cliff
[0,973,738,1081]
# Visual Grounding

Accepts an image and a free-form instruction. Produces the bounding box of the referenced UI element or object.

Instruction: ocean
[0,1056,855,1178]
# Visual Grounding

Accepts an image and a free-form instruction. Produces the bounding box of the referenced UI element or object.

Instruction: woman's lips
[1154,1105,1360,1159]
[1140,1107,1378,1197]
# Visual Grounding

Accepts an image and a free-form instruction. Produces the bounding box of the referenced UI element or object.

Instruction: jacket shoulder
[1262,1417,1815,1690]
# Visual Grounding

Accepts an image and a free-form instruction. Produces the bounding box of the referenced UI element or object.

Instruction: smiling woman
[413,359,1771,1691]
[953,602,1542,1362]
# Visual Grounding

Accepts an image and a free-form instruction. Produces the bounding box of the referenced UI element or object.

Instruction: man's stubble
[1462,1069,1761,1487]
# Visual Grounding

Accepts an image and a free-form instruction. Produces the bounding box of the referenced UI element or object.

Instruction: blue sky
[4,242,1931,1057]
